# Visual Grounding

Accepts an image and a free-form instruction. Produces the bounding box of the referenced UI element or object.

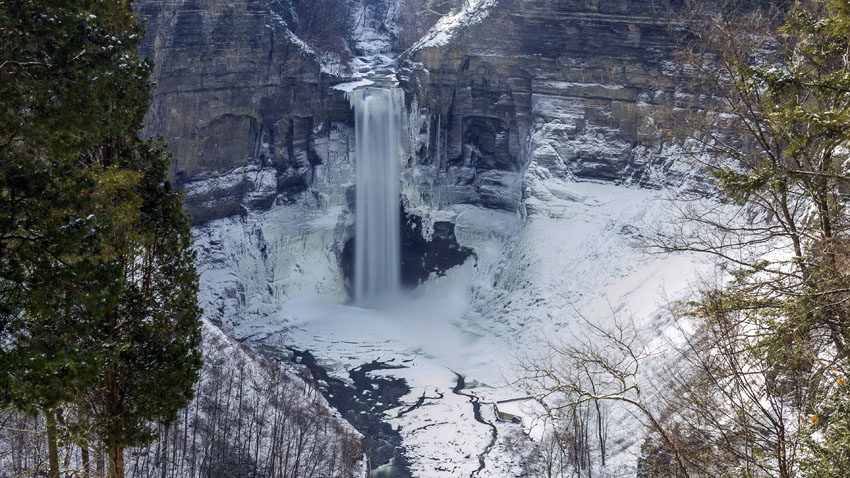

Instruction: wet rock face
[341,209,475,293]
[136,0,353,224]
[399,211,475,286]
[404,0,691,211]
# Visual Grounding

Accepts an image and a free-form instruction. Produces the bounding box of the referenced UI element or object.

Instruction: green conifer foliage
[0,0,148,414]
[1,2,202,477]
[665,1,850,476]
[82,138,202,478]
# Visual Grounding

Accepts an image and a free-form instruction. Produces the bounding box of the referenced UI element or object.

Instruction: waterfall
[348,87,403,305]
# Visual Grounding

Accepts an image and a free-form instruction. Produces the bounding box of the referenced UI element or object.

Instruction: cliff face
[133,4,715,471]
[137,0,696,223]
[133,0,705,299]
[136,0,353,224]
[403,0,691,213]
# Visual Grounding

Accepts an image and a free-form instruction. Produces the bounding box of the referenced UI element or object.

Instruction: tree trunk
[97,450,105,476]
[81,445,91,478]
[108,443,125,478]
[45,410,60,478]
[160,425,168,478]
[594,399,605,467]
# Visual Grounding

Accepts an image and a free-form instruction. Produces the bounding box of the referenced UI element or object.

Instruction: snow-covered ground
[192,170,716,476]
[351,0,403,55]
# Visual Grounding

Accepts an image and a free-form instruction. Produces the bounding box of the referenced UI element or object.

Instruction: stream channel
[287,348,415,477]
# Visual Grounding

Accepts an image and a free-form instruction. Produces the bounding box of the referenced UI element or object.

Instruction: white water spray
[348,87,403,305]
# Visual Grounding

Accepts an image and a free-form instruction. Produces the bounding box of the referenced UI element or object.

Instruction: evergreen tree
[653,0,850,475]
[0,4,147,474]
[80,138,202,478]
[1,1,202,476]
[802,364,850,477]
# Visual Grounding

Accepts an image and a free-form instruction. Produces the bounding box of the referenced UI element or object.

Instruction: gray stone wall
[136,0,353,223]
[136,0,697,222]
[404,0,690,211]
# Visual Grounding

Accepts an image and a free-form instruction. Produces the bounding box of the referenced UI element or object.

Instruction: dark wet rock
[340,207,475,294]
[400,210,475,286]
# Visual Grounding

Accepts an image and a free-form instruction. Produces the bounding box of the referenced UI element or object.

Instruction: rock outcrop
[403,0,691,213]
[136,0,353,224]
[340,208,475,292]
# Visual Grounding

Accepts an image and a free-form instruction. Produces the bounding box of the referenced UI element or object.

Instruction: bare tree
[640,1,850,475]
[517,305,822,478]
[0,330,364,478]
[518,316,693,478]
[397,0,452,48]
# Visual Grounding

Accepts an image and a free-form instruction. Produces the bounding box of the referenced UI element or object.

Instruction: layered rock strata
[135,0,708,301]
[136,0,353,224]
[403,0,693,214]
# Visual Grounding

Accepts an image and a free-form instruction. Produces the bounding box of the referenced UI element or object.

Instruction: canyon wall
[138,0,696,225]
[136,0,353,224]
[134,0,704,318]
[402,0,693,214]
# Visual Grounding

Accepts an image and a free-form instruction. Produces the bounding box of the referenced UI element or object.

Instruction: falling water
[348,87,403,305]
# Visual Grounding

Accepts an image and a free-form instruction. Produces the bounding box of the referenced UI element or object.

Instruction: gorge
[3,1,845,477]
[131,0,715,476]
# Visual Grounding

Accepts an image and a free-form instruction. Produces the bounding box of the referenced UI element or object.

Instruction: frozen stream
[248,276,517,478]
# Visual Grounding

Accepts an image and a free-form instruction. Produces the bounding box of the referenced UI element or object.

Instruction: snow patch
[332,78,375,92]
[409,0,499,50]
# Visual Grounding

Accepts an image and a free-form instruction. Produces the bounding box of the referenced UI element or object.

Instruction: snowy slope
[409,0,499,51]
[125,320,365,478]
[190,167,716,477]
